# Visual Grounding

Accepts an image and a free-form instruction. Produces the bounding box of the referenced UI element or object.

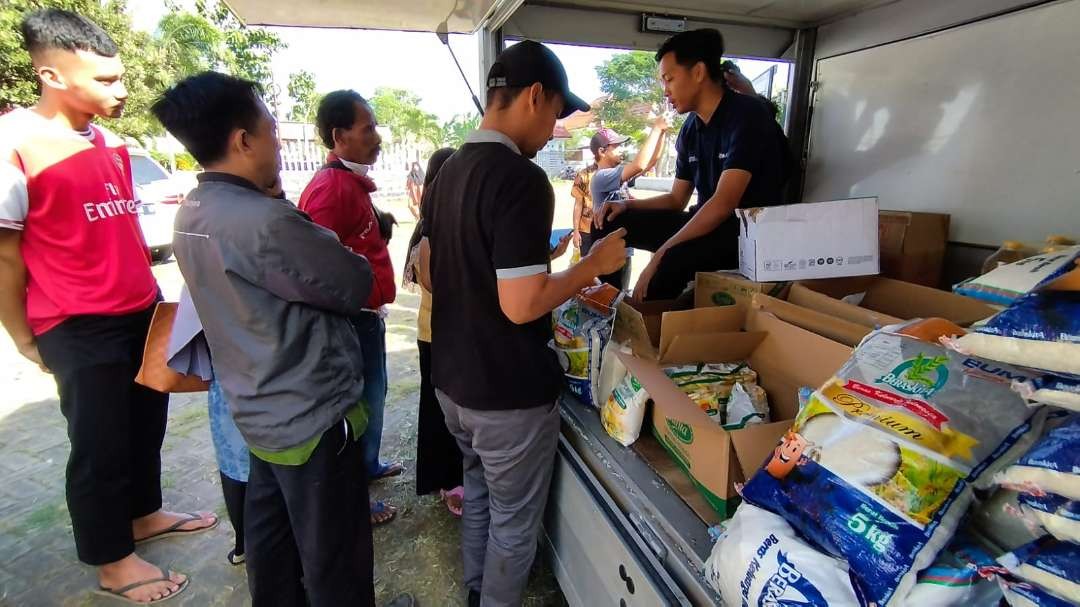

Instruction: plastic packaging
[949,291,1080,376]
[1017,493,1080,544]
[906,533,1003,607]
[954,245,1080,305]
[995,413,1080,501]
[1014,375,1080,412]
[998,576,1075,607]
[741,327,1041,606]
[552,286,624,406]
[724,382,769,430]
[984,241,1036,275]
[1041,235,1077,255]
[996,536,1080,604]
[600,372,650,447]
[663,362,760,421]
[704,504,862,606]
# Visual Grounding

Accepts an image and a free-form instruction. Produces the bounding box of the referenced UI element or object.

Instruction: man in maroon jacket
[299,90,402,525]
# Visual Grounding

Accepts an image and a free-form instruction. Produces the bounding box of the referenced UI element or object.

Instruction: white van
[127,146,190,261]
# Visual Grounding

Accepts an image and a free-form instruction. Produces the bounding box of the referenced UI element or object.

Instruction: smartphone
[549,228,573,250]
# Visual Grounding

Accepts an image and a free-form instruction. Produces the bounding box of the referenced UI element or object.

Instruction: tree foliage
[594,50,685,142]
[286,70,319,123]
[439,113,480,148]
[369,87,441,147]
[0,0,284,143]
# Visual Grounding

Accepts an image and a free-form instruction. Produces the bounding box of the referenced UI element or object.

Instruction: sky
[127,0,789,123]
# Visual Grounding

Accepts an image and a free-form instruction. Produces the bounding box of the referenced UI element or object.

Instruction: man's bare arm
[0,229,46,370]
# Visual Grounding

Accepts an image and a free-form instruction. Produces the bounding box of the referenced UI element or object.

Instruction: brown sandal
[94,567,189,604]
[135,512,219,545]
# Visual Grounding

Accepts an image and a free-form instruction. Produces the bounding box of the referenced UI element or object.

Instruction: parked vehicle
[129,147,190,262]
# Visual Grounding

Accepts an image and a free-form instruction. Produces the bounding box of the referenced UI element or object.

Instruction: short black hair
[316,90,369,149]
[20,9,118,57]
[485,86,559,112]
[151,71,263,165]
[656,29,726,82]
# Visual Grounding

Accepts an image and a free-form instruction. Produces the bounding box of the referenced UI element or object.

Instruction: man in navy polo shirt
[593,28,790,301]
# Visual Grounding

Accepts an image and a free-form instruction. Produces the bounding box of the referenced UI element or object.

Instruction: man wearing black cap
[418,40,627,607]
[593,29,790,301]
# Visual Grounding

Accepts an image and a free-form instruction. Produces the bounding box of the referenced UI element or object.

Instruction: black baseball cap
[486,40,590,119]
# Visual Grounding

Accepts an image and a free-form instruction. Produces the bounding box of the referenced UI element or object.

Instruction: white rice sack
[947,291,1080,376]
[998,576,1076,607]
[997,537,1080,604]
[741,329,1042,606]
[600,372,649,447]
[905,533,1002,607]
[995,413,1080,501]
[1018,493,1080,544]
[954,246,1080,305]
[1014,375,1080,412]
[968,489,1044,554]
[705,503,861,606]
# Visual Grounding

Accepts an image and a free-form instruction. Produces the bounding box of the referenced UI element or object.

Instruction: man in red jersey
[0,10,216,603]
[299,90,403,526]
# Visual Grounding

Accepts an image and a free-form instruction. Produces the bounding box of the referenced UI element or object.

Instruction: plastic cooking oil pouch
[601,372,650,447]
[741,328,1041,606]
[663,362,758,421]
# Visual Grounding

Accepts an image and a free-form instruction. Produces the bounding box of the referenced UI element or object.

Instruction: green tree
[156,10,227,78]
[595,51,665,141]
[286,70,319,123]
[369,87,441,146]
[439,113,480,148]
[194,0,283,86]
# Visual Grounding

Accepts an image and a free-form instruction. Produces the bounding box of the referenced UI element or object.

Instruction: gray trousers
[436,390,561,607]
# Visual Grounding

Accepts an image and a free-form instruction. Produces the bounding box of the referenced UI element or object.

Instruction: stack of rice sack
[983,412,1080,606]
[552,284,624,407]
[950,246,1080,412]
[706,318,1047,606]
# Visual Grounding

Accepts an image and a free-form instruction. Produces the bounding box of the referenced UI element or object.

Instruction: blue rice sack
[995,413,1080,501]
[1018,493,1080,544]
[955,246,1080,305]
[949,290,1080,376]
[1014,375,1080,412]
[996,536,1080,604]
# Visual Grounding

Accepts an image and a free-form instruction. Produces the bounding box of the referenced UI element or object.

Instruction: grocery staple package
[1017,493,1080,544]
[740,320,1044,606]
[600,371,650,447]
[904,532,1004,606]
[997,576,1076,607]
[995,536,1080,604]
[954,245,1080,305]
[1014,375,1080,412]
[663,362,770,430]
[995,413,1080,501]
[552,284,625,406]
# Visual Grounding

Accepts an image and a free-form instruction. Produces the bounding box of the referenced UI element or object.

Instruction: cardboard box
[693,271,791,313]
[738,197,880,282]
[617,310,853,519]
[790,276,996,329]
[612,299,743,361]
[879,211,950,288]
[750,293,873,347]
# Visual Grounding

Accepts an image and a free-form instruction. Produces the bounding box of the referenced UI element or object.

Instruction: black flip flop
[94,567,189,604]
[135,512,219,545]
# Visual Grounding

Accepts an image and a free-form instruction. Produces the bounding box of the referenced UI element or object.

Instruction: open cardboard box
[750,293,873,347]
[612,299,745,361]
[790,276,995,329]
[616,310,853,520]
[693,271,791,313]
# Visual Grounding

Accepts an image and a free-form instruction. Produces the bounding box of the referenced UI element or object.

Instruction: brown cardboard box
[879,211,950,288]
[693,271,791,313]
[790,277,995,329]
[612,299,744,361]
[750,293,873,347]
[616,310,852,519]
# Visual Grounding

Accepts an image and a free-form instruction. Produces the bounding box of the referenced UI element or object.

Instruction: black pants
[594,210,738,300]
[245,421,375,607]
[415,340,464,495]
[35,304,169,566]
[579,231,595,255]
[220,472,246,557]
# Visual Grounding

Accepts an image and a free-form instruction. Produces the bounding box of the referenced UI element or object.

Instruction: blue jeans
[352,313,389,477]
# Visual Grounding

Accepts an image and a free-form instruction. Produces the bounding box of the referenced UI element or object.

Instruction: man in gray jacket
[153,72,410,607]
